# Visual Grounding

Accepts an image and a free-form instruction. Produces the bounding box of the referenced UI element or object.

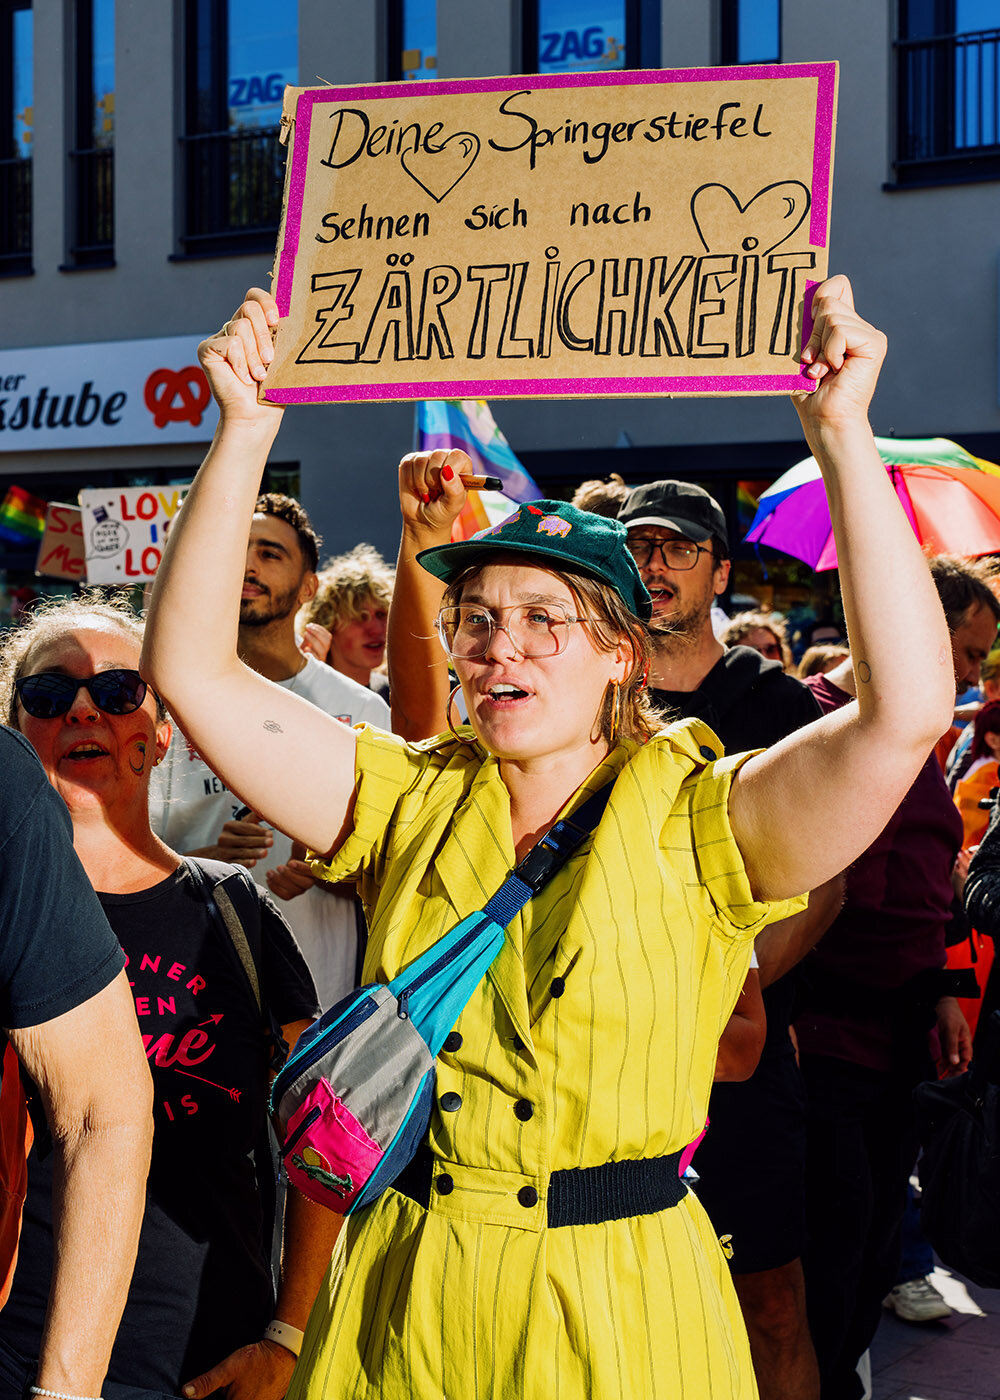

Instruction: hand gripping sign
[261,62,837,405]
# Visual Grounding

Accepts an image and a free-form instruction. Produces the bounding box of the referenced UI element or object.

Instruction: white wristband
[264,1319,304,1358]
[30,1389,102,1400]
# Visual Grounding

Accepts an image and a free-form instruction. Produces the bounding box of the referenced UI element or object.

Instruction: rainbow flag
[736,482,761,535]
[0,485,47,544]
[416,401,540,502]
[449,486,514,541]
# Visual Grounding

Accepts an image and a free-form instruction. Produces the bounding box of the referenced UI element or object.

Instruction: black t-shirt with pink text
[1,861,318,1394]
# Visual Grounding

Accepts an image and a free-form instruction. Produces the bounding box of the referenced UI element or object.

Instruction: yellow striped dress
[291,718,804,1400]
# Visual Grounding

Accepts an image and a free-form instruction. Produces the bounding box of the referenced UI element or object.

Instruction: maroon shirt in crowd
[794,673,963,1070]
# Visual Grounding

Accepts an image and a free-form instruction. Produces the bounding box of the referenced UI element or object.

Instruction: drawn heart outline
[690,182,811,290]
[400,131,481,204]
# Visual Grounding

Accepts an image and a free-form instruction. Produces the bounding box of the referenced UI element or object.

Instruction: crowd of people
[0,272,997,1400]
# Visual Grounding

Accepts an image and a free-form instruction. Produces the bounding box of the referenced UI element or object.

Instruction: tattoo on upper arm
[857,660,872,684]
[263,719,284,734]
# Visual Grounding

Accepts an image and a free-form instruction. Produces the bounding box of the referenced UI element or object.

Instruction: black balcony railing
[0,155,32,275]
[896,27,1000,182]
[69,146,114,264]
[180,124,285,255]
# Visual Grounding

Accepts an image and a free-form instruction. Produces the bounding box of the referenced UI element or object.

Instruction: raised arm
[387,450,470,741]
[10,971,152,1396]
[141,291,358,856]
[729,277,954,899]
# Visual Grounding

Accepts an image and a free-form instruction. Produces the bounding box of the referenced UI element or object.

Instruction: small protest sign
[263,62,837,405]
[36,504,86,581]
[80,484,190,584]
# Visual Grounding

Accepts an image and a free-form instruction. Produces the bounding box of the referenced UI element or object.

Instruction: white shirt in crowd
[149,655,391,1008]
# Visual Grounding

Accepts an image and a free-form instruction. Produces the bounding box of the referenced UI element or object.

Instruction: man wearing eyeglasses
[619,481,815,745]
[619,480,834,1400]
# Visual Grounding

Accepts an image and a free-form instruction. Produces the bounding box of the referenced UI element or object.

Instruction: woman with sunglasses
[143,275,953,1399]
[0,594,337,1400]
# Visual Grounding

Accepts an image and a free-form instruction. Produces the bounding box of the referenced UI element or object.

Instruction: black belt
[392,1148,687,1227]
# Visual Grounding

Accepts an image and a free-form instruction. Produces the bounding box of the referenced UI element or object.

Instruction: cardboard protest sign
[80,484,190,584]
[36,504,86,581]
[263,62,837,405]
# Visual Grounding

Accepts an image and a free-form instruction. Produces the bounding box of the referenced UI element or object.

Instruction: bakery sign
[0,336,218,451]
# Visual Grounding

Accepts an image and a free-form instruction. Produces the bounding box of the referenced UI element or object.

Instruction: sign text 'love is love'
[263,64,837,404]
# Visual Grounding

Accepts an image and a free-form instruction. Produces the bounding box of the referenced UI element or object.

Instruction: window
[523,0,659,74]
[387,0,437,82]
[896,1,1000,182]
[181,0,296,255]
[69,0,114,267]
[720,0,781,65]
[0,1,32,276]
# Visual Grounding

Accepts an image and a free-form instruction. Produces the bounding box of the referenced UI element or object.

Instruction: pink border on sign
[272,63,836,402]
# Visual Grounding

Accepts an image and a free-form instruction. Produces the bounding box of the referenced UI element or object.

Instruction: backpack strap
[184,858,264,1013]
[184,858,288,1072]
[213,876,263,1013]
[183,858,287,1278]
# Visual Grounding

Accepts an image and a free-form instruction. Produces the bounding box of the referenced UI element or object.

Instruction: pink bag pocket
[283,1080,384,1213]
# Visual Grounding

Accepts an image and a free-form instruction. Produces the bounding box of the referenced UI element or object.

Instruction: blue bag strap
[390,779,615,996]
[481,781,614,928]
[389,779,615,1053]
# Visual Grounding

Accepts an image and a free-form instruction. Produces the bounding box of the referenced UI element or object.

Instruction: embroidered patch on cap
[476,511,520,540]
[415,497,652,621]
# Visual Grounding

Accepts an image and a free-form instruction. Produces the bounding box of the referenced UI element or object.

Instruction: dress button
[517,1185,538,1208]
[436,1173,454,1195]
[550,976,566,998]
[440,1091,462,1112]
[511,1034,525,1053]
[699,745,717,761]
[514,1099,534,1121]
[442,1031,463,1053]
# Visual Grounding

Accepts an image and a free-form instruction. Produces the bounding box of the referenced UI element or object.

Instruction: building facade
[2,0,999,621]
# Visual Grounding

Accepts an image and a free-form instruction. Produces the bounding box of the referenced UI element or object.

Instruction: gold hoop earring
[447,682,477,745]
[608,680,621,746]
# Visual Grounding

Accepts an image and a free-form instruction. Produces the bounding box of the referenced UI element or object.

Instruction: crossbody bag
[269,782,613,1215]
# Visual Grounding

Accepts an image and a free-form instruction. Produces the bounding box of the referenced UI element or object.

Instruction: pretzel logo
[143,366,210,428]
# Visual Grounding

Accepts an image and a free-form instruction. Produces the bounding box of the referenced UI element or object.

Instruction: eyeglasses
[627,537,710,571]
[437,602,587,659]
[15,669,149,720]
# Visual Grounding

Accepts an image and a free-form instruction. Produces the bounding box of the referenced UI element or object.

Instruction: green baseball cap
[416,500,652,621]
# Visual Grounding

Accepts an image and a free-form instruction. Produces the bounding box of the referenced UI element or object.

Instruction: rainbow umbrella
[745,437,1000,570]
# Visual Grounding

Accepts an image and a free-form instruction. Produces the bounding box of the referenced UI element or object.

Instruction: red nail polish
[422,493,430,504]
[442,464,454,481]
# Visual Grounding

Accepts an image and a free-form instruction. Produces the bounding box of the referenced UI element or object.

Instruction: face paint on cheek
[127,736,148,775]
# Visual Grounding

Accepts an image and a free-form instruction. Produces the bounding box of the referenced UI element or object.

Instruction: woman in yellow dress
[144,276,954,1398]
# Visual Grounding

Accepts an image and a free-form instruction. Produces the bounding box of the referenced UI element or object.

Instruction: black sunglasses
[15,669,149,720]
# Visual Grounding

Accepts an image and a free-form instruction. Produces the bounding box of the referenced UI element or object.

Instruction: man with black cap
[619,480,818,744]
[618,480,837,1400]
